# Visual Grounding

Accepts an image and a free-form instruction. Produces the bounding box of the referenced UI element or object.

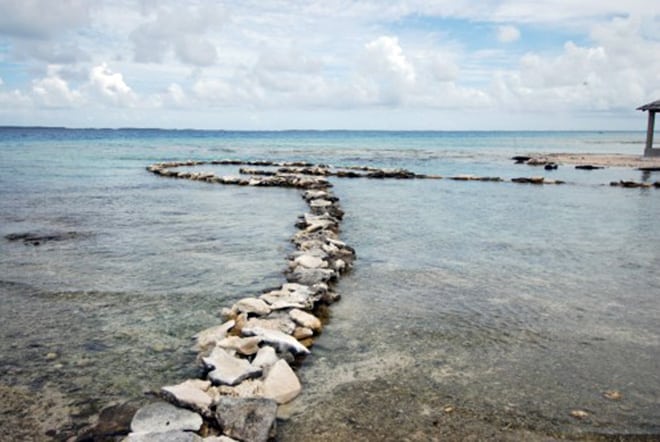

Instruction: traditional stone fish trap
[126,158,658,442]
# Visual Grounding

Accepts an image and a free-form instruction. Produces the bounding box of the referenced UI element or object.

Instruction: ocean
[1,127,658,440]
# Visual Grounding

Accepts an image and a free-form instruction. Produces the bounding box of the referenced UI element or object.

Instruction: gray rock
[293,254,327,269]
[214,397,278,442]
[262,359,302,404]
[130,402,202,434]
[244,313,297,335]
[242,326,310,355]
[124,430,204,442]
[202,348,262,386]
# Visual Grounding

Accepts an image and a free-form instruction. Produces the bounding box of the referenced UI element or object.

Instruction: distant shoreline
[526,153,660,169]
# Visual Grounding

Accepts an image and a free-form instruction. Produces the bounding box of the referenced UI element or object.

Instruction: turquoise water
[1,128,658,440]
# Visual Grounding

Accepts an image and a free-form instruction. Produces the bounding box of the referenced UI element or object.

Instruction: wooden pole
[644,111,656,157]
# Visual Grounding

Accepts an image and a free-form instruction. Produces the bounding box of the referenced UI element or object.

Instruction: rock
[202,348,262,386]
[233,298,271,316]
[214,379,264,399]
[77,400,140,440]
[544,163,558,170]
[124,430,204,442]
[293,327,314,340]
[309,199,333,208]
[603,390,622,400]
[130,402,203,434]
[251,346,279,369]
[293,254,327,269]
[193,320,235,351]
[203,436,239,442]
[217,336,262,356]
[511,155,531,163]
[262,360,302,404]
[242,327,310,355]
[289,309,322,332]
[4,231,82,245]
[46,352,58,360]
[161,379,214,414]
[244,314,297,335]
[570,409,589,419]
[575,165,604,170]
[214,397,278,442]
[287,266,335,285]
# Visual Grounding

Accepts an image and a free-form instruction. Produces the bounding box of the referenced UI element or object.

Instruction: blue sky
[0,0,659,130]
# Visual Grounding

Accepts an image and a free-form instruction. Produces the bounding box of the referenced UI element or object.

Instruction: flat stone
[214,397,278,442]
[161,380,213,414]
[217,336,262,356]
[130,402,202,434]
[124,430,204,442]
[262,359,302,404]
[289,309,322,332]
[203,436,239,442]
[233,298,271,316]
[202,348,262,386]
[251,346,279,369]
[193,320,235,352]
[244,314,296,335]
[309,199,332,208]
[242,326,310,355]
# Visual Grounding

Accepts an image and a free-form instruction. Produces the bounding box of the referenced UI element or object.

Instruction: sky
[0,0,659,130]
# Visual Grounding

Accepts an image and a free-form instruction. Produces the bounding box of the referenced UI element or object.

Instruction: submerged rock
[289,309,322,332]
[193,320,235,352]
[214,397,278,442]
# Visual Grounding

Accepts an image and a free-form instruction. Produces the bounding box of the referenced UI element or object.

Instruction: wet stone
[161,379,214,415]
[202,348,262,386]
[242,326,310,355]
[214,397,277,442]
[262,359,302,404]
[124,430,204,442]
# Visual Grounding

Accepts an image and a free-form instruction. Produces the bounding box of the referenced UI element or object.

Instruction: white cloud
[497,25,520,43]
[362,36,416,104]
[87,63,137,107]
[32,66,83,108]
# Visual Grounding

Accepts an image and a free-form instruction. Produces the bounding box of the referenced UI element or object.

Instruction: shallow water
[1,128,659,440]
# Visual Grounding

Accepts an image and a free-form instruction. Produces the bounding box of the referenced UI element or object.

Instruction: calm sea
[1,127,658,440]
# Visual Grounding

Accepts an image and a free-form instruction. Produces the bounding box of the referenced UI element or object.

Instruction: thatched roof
[637,99,660,111]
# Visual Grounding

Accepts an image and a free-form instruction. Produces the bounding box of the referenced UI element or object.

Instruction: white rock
[251,346,279,369]
[242,327,310,355]
[193,320,235,351]
[262,360,302,404]
[124,430,204,442]
[289,309,322,332]
[161,379,213,413]
[244,315,296,335]
[293,327,314,340]
[233,298,271,316]
[214,379,264,398]
[217,336,262,356]
[202,348,262,386]
[294,254,327,269]
[130,402,202,433]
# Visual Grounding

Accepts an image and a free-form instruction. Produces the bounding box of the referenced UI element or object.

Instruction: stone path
[127,158,658,442]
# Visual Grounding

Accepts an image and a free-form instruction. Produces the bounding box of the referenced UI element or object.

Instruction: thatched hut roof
[637,99,660,111]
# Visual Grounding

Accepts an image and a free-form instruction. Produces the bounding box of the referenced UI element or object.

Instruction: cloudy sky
[1,0,659,130]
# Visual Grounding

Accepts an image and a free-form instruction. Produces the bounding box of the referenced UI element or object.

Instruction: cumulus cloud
[32,66,83,108]
[129,4,223,66]
[361,36,416,104]
[87,63,137,107]
[497,25,520,43]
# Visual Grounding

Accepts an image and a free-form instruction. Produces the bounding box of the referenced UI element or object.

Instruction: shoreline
[521,153,660,169]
